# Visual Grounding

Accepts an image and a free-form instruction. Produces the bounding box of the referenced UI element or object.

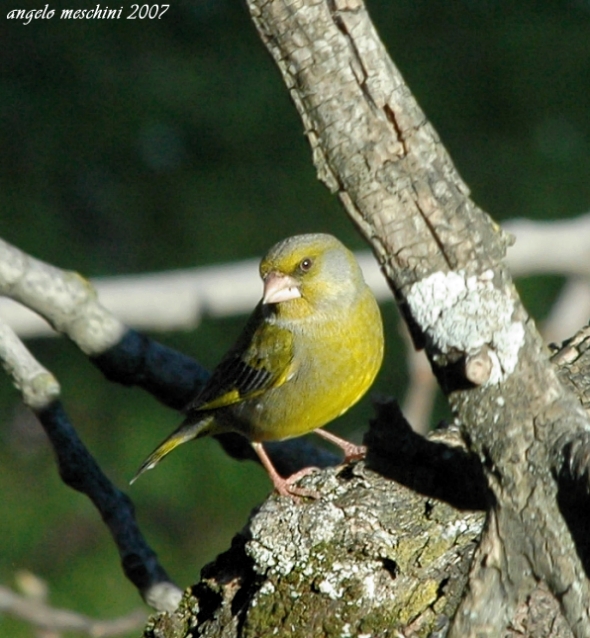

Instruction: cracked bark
[139,0,590,636]
[141,398,584,637]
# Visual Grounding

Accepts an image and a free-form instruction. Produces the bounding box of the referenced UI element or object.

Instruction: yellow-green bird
[131,233,384,497]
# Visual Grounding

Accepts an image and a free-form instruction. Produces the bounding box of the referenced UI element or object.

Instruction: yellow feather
[132,233,384,497]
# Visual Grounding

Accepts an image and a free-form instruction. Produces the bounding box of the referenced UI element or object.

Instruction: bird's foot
[340,442,367,463]
[272,467,321,500]
[251,441,320,500]
[314,428,367,463]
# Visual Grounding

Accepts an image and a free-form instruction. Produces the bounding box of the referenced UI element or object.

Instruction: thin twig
[0,583,146,637]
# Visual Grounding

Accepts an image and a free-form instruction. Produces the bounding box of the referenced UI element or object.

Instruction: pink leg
[314,428,366,462]
[251,442,320,500]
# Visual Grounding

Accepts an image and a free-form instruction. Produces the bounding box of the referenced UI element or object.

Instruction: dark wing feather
[183,303,294,414]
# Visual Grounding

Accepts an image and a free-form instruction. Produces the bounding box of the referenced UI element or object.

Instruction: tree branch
[1,213,589,342]
[0,582,146,637]
[0,237,338,611]
[243,0,590,634]
[0,318,182,612]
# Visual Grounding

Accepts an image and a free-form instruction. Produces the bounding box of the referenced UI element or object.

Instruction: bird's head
[259,233,366,318]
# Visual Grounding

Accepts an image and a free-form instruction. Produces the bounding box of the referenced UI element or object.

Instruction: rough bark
[137,0,590,635]
[3,0,590,634]
[140,404,580,637]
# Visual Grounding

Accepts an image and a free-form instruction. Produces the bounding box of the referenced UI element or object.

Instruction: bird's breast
[230,288,384,442]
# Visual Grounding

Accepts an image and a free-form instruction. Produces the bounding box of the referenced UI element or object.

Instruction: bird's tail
[130,414,214,485]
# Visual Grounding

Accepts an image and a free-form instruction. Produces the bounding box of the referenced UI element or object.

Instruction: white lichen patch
[340,623,352,638]
[362,572,377,599]
[406,270,524,384]
[317,576,344,599]
[258,580,275,597]
[439,516,480,541]
[247,498,346,577]
[317,560,380,602]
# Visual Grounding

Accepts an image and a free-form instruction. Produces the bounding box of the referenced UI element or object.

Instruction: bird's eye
[299,257,313,272]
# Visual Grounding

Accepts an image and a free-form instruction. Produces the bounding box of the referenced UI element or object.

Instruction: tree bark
[138,0,590,635]
[141,402,579,637]
[2,0,589,634]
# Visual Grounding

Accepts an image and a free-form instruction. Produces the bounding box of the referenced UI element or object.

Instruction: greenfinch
[131,233,384,497]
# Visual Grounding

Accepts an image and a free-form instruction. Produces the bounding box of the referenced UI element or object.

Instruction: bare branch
[0,249,390,338]
[0,317,182,611]
[0,582,146,637]
[400,327,437,434]
[2,213,588,341]
[0,236,341,610]
[0,237,125,355]
[543,279,590,345]
[242,0,590,634]
[504,213,590,278]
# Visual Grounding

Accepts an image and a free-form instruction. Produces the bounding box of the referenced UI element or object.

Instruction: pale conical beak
[262,272,301,304]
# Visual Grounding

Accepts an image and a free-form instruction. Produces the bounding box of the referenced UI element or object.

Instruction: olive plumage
[131,233,384,497]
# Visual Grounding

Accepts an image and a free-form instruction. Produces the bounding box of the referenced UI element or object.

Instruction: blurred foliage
[1,0,590,635]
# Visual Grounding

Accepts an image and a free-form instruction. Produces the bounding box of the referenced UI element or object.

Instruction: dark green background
[1,1,589,635]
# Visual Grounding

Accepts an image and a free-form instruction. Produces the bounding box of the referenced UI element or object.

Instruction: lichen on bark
[143,450,484,638]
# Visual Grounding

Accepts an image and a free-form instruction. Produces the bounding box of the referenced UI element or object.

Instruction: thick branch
[244,0,590,634]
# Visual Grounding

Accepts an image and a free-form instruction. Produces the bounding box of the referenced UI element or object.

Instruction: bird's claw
[313,429,367,463]
[274,466,321,500]
[341,443,367,463]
